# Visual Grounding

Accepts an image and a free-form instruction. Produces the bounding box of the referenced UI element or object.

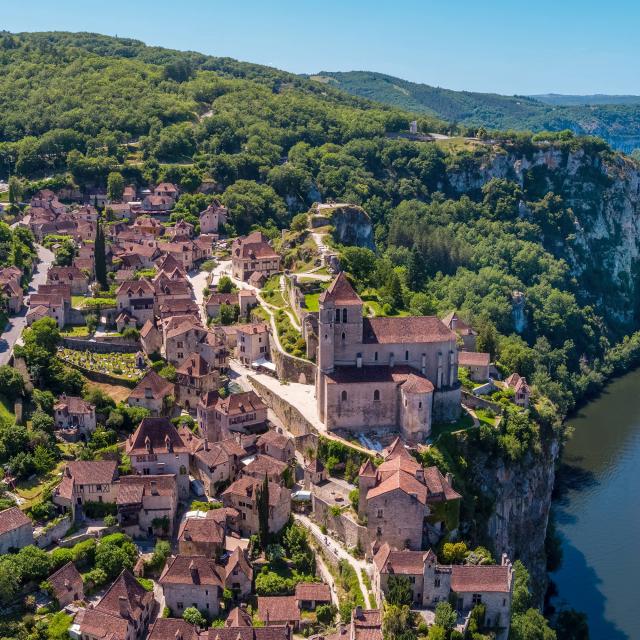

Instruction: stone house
[47,561,84,607]
[178,512,227,558]
[199,201,228,234]
[78,569,155,640]
[53,395,97,441]
[442,311,478,352]
[47,266,90,295]
[237,323,270,366]
[231,232,281,282]
[193,437,247,497]
[148,619,199,640]
[127,369,175,416]
[159,555,223,618]
[142,195,175,212]
[52,460,118,519]
[154,183,179,199]
[166,219,195,240]
[175,353,220,413]
[116,278,156,326]
[358,439,460,553]
[205,292,239,319]
[222,477,291,538]
[458,351,491,382]
[256,430,295,463]
[257,596,300,630]
[140,320,163,356]
[316,273,461,443]
[505,373,531,408]
[238,290,258,317]
[116,310,138,333]
[210,391,268,437]
[242,454,289,483]
[0,506,33,554]
[159,240,197,271]
[123,185,137,203]
[224,547,253,600]
[197,391,223,442]
[27,292,66,328]
[295,583,331,610]
[303,459,328,489]
[164,319,209,365]
[125,417,192,498]
[0,266,24,313]
[373,544,513,632]
[117,474,178,537]
[210,614,292,640]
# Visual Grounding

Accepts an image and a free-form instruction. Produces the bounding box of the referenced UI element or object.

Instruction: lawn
[84,379,133,404]
[0,394,15,423]
[61,325,90,337]
[363,299,410,317]
[430,411,476,441]
[304,293,320,312]
[14,459,67,507]
[475,408,499,428]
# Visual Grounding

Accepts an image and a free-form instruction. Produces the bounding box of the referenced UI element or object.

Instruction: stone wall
[461,390,503,414]
[247,375,316,437]
[61,336,140,353]
[35,514,73,548]
[269,334,316,384]
[312,495,368,551]
[432,385,462,423]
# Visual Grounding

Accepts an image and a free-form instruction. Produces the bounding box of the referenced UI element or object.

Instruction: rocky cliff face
[448,146,640,329]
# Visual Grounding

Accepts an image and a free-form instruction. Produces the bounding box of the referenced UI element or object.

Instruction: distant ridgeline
[313,71,640,153]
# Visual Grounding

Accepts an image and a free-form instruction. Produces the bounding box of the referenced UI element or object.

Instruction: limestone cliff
[311,203,375,250]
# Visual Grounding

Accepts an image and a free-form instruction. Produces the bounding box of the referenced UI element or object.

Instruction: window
[409,576,415,584]
[377,509,383,518]
[405,350,409,360]
[341,390,347,402]
[373,389,380,401]
[335,309,341,322]
[374,351,378,361]
[472,594,482,606]
[434,578,440,587]
[342,308,347,323]
[177,602,184,609]
[341,332,346,341]
[418,401,422,409]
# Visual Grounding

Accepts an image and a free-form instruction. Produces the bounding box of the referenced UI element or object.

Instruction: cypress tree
[257,474,270,549]
[95,221,107,290]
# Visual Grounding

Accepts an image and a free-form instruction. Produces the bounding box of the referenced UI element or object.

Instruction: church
[315,273,461,443]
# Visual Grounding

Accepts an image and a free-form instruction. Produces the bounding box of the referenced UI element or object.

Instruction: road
[294,513,373,608]
[0,243,54,366]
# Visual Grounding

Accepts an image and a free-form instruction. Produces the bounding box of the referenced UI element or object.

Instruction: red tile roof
[294,582,331,602]
[116,475,177,505]
[458,351,490,367]
[216,391,267,417]
[365,470,428,504]
[318,272,361,305]
[257,596,300,624]
[95,569,153,622]
[126,417,187,455]
[47,561,83,601]
[159,555,224,587]
[362,316,456,344]
[225,547,253,582]
[148,618,199,640]
[222,477,290,508]
[62,460,117,486]
[178,516,225,545]
[0,506,31,536]
[450,564,511,593]
[54,395,95,414]
[128,369,174,401]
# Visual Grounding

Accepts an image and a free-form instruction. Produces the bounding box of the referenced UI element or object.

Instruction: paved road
[0,244,54,365]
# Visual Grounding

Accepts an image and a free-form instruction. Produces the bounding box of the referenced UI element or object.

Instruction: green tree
[382,603,415,640]
[510,609,556,640]
[434,602,456,634]
[217,275,236,294]
[387,575,413,607]
[183,606,207,627]
[554,609,589,640]
[107,171,125,201]
[95,220,107,290]
[340,247,376,289]
[257,474,270,549]
[222,180,287,233]
[95,537,137,579]
[0,364,24,396]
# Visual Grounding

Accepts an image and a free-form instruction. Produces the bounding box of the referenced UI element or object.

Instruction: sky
[3,0,639,95]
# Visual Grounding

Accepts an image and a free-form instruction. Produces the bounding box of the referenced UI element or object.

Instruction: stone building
[303,458,328,489]
[222,477,291,537]
[199,201,228,234]
[257,596,300,629]
[255,430,295,463]
[458,351,491,382]
[159,555,224,618]
[224,547,254,600]
[243,454,289,483]
[505,373,531,408]
[53,395,97,441]
[237,323,270,366]
[178,511,227,558]
[210,391,269,436]
[193,437,246,497]
[295,582,331,610]
[148,619,199,640]
[125,418,191,498]
[231,232,281,282]
[175,353,219,413]
[315,274,461,443]
[0,506,33,554]
[358,439,460,553]
[47,561,84,607]
[127,369,175,416]
[442,311,478,352]
[373,544,513,634]
[116,278,156,326]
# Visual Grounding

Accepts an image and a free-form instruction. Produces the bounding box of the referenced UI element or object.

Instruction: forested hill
[313,70,640,152]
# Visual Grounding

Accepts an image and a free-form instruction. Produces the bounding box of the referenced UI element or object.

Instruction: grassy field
[363,299,411,317]
[0,394,15,423]
[61,325,90,337]
[84,379,132,404]
[304,292,320,311]
[14,459,67,508]
[431,411,476,441]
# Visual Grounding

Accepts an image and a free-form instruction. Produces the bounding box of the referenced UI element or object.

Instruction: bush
[83,501,117,519]
[183,607,207,627]
[103,514,117,527]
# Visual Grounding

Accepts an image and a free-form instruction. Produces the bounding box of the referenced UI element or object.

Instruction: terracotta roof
[0,506,31,536]
[198,390,220,409]
[244,454,288,477]
[352,609,383,640]
[376,454,422,481]
[226,606,253,627]
[295,582,331,602]
[450,565,511,593]
[166,318,205,340]
[116,474,177,505]
[362,316,456,344]
[116,278,155,297]
[305,458,325,473]
[140,319,158,338]
[325,366,432,390]
[373,546,426,575]
[423,467,461,501]
[195,438,246,469]
[233,232,280,260]
[207,293,238,306]
[505,373,530,394]
[159,555,224,587]
[128,370,174,401]
[95,569,153,621]
[62,460,117,486]
[401,374,435,394]
[256,430,292,452]
[236,323,269,335]
[148,618,199,640]
[216,391,267,417]
[359,459,377,477]
[54,395,95,414]
[226,547,253,582]
[382,437,410,461]
[178,516,225,545]
[458,351,490,367]
[208,628,291,640]
[48,561,83,601]
[79,608,129,640]
[176,353,213,377]
[222,477,291,508]
[442,311,477,337]
[257,596,300,623]
[365,470,428,504]
[318,272,361,305]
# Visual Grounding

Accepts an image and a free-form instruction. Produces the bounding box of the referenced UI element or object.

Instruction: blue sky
[3,0,638,95]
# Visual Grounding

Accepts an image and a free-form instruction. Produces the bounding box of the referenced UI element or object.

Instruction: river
[552,368,640,639]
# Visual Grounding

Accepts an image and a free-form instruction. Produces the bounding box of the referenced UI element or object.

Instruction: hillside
[313,70,640,152]
[532,93,640,106]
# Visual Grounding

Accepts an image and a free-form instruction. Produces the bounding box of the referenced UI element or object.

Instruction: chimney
[204,438,209,451]
[150,480,158,495]
[445,472,454,487]
[189,560,199,582]
[145,435,152,452]
[118,595,129,618]
[354,606,362,620]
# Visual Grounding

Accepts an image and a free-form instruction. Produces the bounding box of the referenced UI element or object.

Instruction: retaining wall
[35,514,73,548]
[461,390,503,414]
[312,496,368,551]
[61,336,141,353]
[269,334,316,384]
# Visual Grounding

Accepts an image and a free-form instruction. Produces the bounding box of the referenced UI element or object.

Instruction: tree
[554,609,589,640]
[54,238,76,266]
[217,275,236,294]
[512,560,532,614]
[316,604,335,626]
[15,545,52,582]
[95,537,137,579]
[257,474,270,549]
[382,603,415,640]
[219,303,239,325]
[222,180,287,233]
[386,271,404,310]
[510,609,556,640]
[441,542,468,564]
[290,213,308,232]
[107,171,125,201]
[31,408,55,433]
[340,247,377,290]
[387,575,413,607]
[0,364,24,396]
[434,602,456,634]
[183,606,207,627]
[94,220,107,290]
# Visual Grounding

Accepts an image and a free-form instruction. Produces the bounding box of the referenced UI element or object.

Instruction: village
[0,182,535,640]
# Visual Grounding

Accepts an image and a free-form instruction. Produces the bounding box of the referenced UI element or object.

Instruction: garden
[57,347,146,382]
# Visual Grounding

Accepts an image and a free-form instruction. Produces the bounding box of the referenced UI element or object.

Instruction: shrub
[183,607,207,627]
[84,501,117,519]
[103,514,117,527]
